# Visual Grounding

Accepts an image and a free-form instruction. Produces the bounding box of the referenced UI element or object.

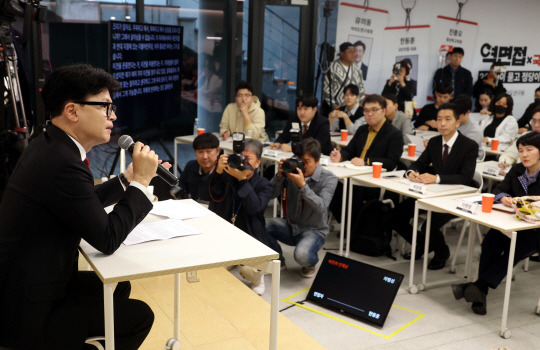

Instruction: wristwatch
[118,172,130,187]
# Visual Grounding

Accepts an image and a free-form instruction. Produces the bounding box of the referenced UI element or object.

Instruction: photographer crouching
[265,138,338,278]
[208,135,274,294]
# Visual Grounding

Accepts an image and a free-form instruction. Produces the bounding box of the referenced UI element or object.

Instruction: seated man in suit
[208,139,273,295]
[328,83,365,134]
[415,83,453,131]
[453,94,484,160]
[178,133,220,202]
[391,102,478,270]
[266,138,338,278]
[329,94,404,222]
[270,95,333,155]
[0,64,157,349]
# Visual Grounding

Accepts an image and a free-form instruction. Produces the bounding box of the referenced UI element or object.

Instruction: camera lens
[282,158,298,173]
[228,154,244,169]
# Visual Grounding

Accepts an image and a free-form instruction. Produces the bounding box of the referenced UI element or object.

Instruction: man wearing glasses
[328,94,404,223]
[0,64,157,349]
[220,81,269,141]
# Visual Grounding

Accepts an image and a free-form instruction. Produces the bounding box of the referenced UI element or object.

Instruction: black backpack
[350,199,395,259]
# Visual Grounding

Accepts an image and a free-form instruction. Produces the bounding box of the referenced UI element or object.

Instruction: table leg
[500,231,517,339]
[421,210,432,288]
[269,260,281,350]
[339,178,347,256]
[174,139,179,177]
[346,179,354,258]
[104,283,116,350]
[409,203,420,293]
[274,164,278,218]
[174,273,181,340]
[465,222,477,280]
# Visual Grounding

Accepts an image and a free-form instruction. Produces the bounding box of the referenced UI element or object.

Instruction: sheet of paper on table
[151,199,211,220]
[124,218,201,245]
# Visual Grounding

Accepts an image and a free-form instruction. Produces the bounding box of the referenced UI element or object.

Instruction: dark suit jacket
[0,125,152,349]
[381,79,417,112]
[433,65,473,97]
[208,171,273,245]
[336,105,364,131]
[340,120,404,171]
[411,132,478,186]
[360,63,368,80]
[275,112,332,155]
[178,159,212,201]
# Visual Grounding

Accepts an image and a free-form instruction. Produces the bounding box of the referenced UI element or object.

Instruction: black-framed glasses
[73,101,117,117]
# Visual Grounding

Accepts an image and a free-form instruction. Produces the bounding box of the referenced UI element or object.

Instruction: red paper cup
[408,143,416,157]
[482,193,495,213]
[491,139,499,151]
[197,128,205,135]
[340,129,348,142]
[372,162,382,178]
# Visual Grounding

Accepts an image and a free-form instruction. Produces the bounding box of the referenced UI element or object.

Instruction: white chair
[85,336,105,350]
[445,171,484,273]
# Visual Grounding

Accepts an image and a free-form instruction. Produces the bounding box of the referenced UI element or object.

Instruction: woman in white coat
[480,93,518,144]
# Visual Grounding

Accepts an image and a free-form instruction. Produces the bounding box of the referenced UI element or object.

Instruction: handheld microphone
[118,135,179,187]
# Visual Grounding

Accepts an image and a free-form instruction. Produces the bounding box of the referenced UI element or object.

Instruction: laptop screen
[307,252,403,327]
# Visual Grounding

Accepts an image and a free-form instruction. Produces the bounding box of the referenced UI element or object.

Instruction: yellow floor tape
[281,287,425,339]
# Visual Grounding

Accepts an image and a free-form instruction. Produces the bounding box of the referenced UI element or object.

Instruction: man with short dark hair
[220,81,268,141]
[433,47,473,97]
[330,94,404,170]
[178,133,220,202]
[391,102,478,270]
[270,95,332,155]
[415,83,453,131]
[354,40,368,79]
[328,83,365,134]
[323,42,365,116]
[0,64,156,349]
[266,138,338,278]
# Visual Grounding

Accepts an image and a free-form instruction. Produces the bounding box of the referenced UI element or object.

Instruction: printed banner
[335,1,390,93]
[381,25,431,108]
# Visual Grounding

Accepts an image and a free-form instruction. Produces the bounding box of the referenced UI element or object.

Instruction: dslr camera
[227,132,249,170]
[392,62,401,76]
[281,124,305,174]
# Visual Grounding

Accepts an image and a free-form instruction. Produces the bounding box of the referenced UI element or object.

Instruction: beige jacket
[219,96,269,141]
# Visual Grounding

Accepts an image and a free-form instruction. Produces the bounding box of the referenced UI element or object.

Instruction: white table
[79,199,280,349]
[324,163,379,256]
[415,195,539,339]
[475,160,506,191]
[483,143,508,157]
[331,134,352,148]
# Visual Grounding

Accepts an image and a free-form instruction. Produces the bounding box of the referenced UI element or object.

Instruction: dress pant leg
[390,198,416,243]
[38,271,154,350]
[478,229,539,289]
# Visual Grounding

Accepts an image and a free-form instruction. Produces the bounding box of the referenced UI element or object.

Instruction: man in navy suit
[391,102,478,270]
[0,64,158,349]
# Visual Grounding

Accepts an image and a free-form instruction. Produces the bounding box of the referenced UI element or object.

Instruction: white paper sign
[262,149,279,158]
[408,182,426,195]
[483,166,500,177]
[456,200,479,215]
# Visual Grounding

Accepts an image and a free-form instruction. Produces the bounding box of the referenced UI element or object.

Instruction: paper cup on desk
[372,162,383,178]
[340,129,348,142]
[197,128,205,135]
[408,143,416,157]
[482,193,495,213]
[491,139,499,151]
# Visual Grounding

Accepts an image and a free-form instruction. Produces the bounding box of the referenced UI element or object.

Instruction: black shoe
[428,246,450,270]
[463,283,487,315]
[451,283,471,300]
[471,301,487,315]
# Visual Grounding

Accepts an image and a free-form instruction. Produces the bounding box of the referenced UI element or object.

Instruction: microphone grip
[124,141,179,187]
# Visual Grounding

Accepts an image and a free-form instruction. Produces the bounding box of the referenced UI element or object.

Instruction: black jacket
[411,132,478,186]
[275,112,332,155]
[0,125,152,349]
[340,120,404,171]
[208,170,273,245]
[381,79,417,112]
[178,159,212,201]
[433,65,473,97]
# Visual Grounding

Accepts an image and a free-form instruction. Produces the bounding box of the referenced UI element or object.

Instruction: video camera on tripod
[281,124,305,174]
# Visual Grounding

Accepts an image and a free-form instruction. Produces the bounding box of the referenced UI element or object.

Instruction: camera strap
[208,175,230,203]
[281,181,304,224]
